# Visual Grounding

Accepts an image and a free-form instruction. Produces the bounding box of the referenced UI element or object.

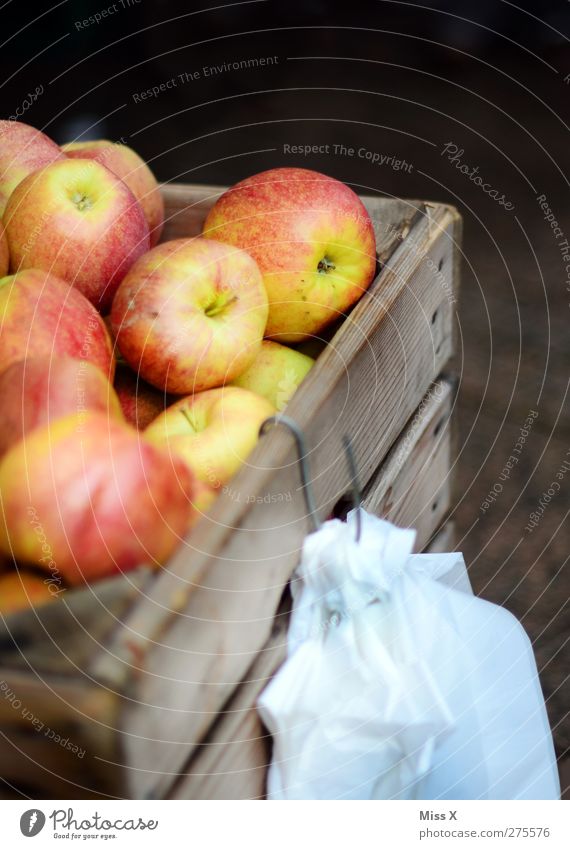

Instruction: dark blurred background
[2,0,569,793]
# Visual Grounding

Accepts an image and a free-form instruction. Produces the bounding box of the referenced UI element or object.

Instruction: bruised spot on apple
[203,167,377,342]
[0,269,115,380]
[111,237,269,395]
[63,139,165,247]
[3,158,150,311]
[0,570,56,617]
[230,340,314,410]
[0,413,196,585]
[145,386,274,489]
[0,356,124,459]
[0,120,63,217]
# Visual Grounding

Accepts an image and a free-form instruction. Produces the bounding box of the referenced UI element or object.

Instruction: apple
[0,223,8,276]
[145,386,274,488]
[0,269,115,379]
[114,364,174,430]
[0,120,63,217]
[0,571,56,617]
[203,167,377,341]
[111,237,268,394]
[0,356,124,458]
[63,139,165,246]
[231,340,314,410]
[0,413,196,585]
[4,157,150,311]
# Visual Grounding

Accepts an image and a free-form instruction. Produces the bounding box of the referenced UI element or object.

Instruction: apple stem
[180,408,197,431]
[71,191,93,212]
[317,257,336,274]
[205,294,238,317]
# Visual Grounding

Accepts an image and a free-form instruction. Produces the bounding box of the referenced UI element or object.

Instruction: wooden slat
[0,569,153,674]
[0,670,124,799]
[97,198,460,799]
[169,377,456,799]
[363,378,456,549]
[426,521,456,554]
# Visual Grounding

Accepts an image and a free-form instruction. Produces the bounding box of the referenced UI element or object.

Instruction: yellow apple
[145,386,274,489]
[231,340,314,410]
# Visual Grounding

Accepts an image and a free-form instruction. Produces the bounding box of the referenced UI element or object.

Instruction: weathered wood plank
[0,670,123,799]
[0,569,153,674]
[426,520,456,554]
[363,378,456,549]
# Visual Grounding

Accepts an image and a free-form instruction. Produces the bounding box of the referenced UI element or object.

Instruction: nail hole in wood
[431,309,438,324]
[438,257,444,272]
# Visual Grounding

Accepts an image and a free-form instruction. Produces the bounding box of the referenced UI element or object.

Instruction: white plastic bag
[258,510,560,800]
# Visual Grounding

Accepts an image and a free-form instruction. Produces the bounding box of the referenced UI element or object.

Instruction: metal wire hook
[259,414,322,533]
[343,435,363,543]
[260,416,364,542]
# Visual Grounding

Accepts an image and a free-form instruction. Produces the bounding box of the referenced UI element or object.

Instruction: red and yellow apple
[231,340,314,410]
[63,139,164,246]
[111,237,268,394]
[0,413,195,585]
[4,158,150,311]
[0,269,115,379]
[0,356,123,458]
[145,386,274,488]
[0,224,8,276]
[0,571,56,617]
[113,364,174,430]
[0,120,63,217]
[203,167,377,341]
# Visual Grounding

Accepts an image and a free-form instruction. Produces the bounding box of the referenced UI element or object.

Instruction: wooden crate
[0,184,461,800]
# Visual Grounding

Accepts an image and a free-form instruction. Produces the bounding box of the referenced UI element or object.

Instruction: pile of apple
[0,119,377,616]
